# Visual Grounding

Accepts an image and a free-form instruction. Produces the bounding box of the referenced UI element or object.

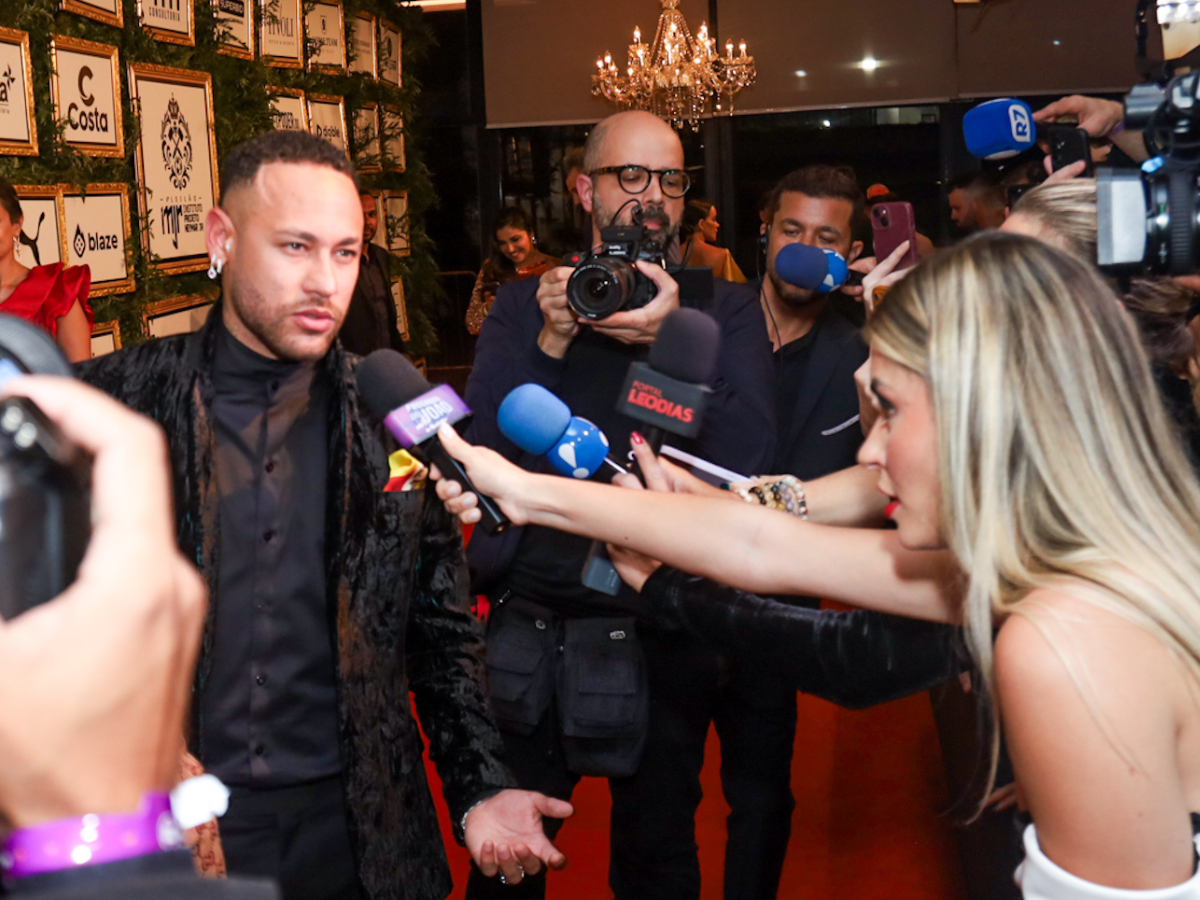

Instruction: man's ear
[576,173,596,215]
[847,240,865,265]
[205,207,235,262]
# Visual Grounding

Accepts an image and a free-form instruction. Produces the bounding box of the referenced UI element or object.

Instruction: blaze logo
[73,225,86,259]
[161,96,193,190]
[1009,104,1032,144]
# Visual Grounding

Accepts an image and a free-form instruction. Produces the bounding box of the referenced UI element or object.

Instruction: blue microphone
[498,384,623,479]
[774,243,853,293]
[963,98,1036,160]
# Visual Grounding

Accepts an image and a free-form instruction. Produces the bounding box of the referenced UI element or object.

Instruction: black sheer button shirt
[200,321,342,786]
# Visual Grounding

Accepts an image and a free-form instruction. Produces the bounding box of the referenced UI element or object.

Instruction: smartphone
[1045,125,1095,177]
[871,202,920,268]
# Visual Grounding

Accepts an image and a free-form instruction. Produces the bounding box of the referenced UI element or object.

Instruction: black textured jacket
[78,308,514,900]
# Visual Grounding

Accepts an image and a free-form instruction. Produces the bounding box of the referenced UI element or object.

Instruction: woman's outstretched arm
[435,425,962,623]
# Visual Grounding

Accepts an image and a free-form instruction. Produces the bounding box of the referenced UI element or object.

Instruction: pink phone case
[871,202,920,268]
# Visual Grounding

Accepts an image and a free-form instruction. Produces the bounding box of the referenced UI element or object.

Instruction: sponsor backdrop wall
[0,0,442,355]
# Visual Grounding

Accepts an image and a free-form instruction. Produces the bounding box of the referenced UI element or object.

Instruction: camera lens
[567,259,638,320]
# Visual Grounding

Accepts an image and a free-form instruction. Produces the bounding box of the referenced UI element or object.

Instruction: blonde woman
[431,233,1200,895]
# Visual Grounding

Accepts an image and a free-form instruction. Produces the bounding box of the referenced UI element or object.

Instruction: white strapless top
[1017,824,1200,899]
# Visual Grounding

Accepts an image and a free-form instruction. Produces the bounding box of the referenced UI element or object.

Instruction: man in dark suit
[758,165,869,480]
[79,131,569,900]
[339,190,405,357]
[715,165,871,898]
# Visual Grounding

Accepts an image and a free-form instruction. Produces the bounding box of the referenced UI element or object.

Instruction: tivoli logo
[160,96,193,190]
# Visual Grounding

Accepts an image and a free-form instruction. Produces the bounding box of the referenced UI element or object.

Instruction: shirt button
[262,529,275,542]
[255,673,267,685]
[264,460,276,473]
[254,744,265,756]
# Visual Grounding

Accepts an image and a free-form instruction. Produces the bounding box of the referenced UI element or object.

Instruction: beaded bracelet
[732,475,808,520]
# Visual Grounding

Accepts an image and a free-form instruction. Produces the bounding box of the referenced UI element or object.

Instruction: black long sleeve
[641,567,965,709]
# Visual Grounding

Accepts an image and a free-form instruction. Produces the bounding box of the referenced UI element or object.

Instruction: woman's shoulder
[997,584,1199,885]
[996,585,1179,706]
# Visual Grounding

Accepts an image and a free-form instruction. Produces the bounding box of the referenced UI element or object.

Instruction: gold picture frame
[143,291,218,339]
[61,183,136,297]
[90,319,122,358]
[383,189,410,257]
[306,0,346,73]
[268,85,309,132]
[128,63,220,275]
[50,36,125,159]
[306,93,348,153]
[378,19,401,86]
[216,0,255,59]
[0,28,38,157]
[380,104,405,173]
[59,0,123,29]
[353,101,380,173]
[261,0,303,69]
[13,185,68,268]
[348,12,377,78]
[138,0,196,46]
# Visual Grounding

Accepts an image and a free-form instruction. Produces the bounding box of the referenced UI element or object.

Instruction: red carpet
[422,688,966,899]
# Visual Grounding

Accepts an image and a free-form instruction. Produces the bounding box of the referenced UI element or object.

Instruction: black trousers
[219,776,363,900]
[466,618,798,900]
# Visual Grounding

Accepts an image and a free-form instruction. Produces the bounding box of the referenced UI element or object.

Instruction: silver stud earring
[207,257,224,280]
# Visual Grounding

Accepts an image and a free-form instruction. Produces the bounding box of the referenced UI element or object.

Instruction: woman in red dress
[0,178,93,363]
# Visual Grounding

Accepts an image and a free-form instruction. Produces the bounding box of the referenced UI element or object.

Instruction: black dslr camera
[0,316,91,621]
[566,224,664,321]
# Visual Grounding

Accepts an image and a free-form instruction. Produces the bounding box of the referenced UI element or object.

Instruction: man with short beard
[78,131,571,900]
[462,110,775,899]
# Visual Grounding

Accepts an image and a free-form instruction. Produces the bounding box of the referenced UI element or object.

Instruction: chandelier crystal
[591,0,756,130]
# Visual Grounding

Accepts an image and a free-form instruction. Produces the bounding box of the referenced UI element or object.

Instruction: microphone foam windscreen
[648,307,721,385]
[774,242,831,292]
[498,384,572,456]
[963,98,1036,160]
[357,349,432,418]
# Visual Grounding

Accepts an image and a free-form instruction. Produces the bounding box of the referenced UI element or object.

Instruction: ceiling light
[860,56,880,72]
[795,69,808,77]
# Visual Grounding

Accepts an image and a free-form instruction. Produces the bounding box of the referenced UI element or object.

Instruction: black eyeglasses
[588,165,691,199]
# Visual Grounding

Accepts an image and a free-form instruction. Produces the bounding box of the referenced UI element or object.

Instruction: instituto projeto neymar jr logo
[161,95,193,190]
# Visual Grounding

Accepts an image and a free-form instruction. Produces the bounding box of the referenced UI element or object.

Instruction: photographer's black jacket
[463,275,776,615]
[78,308,514,900]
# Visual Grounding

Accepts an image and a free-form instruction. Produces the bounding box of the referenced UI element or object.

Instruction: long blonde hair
[866,232,1200,794]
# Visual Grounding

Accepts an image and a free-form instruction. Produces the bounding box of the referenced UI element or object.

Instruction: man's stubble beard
[592,198,678,255]
[224,270,340,363]
[766,267,822,309]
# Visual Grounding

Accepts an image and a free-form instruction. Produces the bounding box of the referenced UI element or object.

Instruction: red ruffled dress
[0,264,94,336]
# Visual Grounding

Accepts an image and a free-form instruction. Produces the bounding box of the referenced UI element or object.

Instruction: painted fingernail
[719,482,730,490]
[631,431,644,445]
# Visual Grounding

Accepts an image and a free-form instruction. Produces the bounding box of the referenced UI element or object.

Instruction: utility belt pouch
[557,616,649,778]
[484,595,557,736]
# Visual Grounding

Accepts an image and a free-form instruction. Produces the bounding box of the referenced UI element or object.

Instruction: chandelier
[591,0,756,130]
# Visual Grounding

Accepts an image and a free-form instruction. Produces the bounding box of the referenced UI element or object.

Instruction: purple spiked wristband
[1,792,184,880]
